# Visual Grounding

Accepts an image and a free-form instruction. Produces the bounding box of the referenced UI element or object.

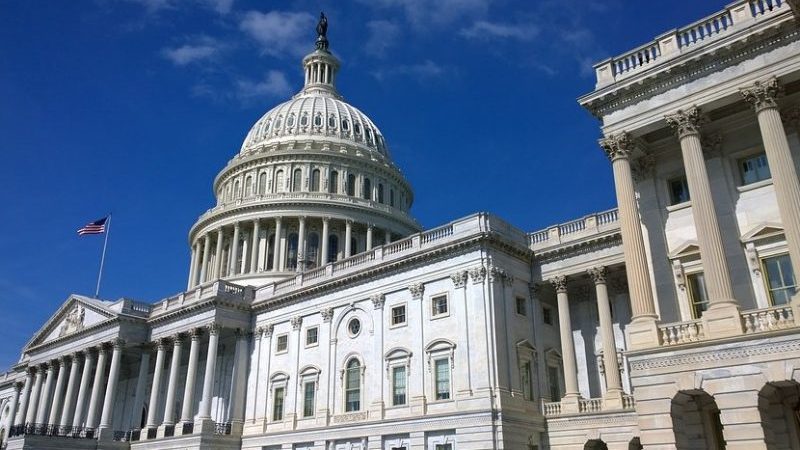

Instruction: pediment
[668,241,701,259]
[25,295,118,350]
[741,223,784,242]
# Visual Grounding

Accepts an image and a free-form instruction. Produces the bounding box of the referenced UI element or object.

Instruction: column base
[156,423,177,438]
[626,317,661,350]
[702,302,743,338]
[96,426,115,442]
[602,389,624,410]
[194,417,216,434]
[560,394,581,414]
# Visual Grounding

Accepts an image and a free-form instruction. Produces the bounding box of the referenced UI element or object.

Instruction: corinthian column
[199,235,211,284]
[229,222,241,276]
[48,356,68,425]
[180,329,202,426]
[273,217,283,272]
[72,350,95,427]
[321,217,330,264]
[666,108,742,336]
[59,353,82,427]
[85,346,108,429]
[214,228,225,279]
[741,78,800,289]
[187,241,199,290]
[297,216,307,271]
[551,276,580,412]
[15,369,33,426]
[600,133,660,349]
[8,382,21,430]
[588,267,624,409]
[25,368,43,424]
[250,219,261,273]
[161,335,183,429]
[146,339,168,429]
[98,339,125,440]
[36,362,55,424]
[345,220,353,257]
[197,323,220,430]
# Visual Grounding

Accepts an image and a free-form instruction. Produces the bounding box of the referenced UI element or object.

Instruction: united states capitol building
[3,1,800,449]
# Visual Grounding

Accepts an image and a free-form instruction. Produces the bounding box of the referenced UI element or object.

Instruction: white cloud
[239,11,316,58]
[125,0,234,14]
[359,0,489,29]
[372,60,445,82]
[459,20,538,41]
[365,20,401,57]
[161,37,224,66]
[236,71,293,101]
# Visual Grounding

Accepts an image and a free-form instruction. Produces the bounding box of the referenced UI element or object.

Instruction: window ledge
[389,322,407,329]
[666,201,692,213]
[737,178,773,193]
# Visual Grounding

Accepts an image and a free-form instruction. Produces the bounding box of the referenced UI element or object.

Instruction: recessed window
[314,114,322,127]
[542,306,553,325]
[739,153,771,185]
[345,359,361,412]
[763,254,796,305]
[354,123,361,135]
[521,361,533,401]
[342,119,349,131]
[348,318,361,337]
[516,297,527,316]
[687,273,710,319]
[306,327,319,346]
[435,445,452,450]
[328,115,336,128]
[392,366,407,406]
[432,295,449,317]
[668,176,690,205]
[287,115,295,127]
[276,334,288,353]
[300,114,308,126]
[303,381,315,417]
[391,305,406,326]
[272,386,285,421]
[434,358,451,400]
[547,365,561,401]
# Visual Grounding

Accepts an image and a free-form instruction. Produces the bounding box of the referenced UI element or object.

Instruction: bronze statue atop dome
[315,12,329,51]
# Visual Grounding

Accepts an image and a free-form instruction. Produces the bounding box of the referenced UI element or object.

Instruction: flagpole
[95,213,111,298]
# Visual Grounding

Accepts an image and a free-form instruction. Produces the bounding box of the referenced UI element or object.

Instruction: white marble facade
[3,2,800,450]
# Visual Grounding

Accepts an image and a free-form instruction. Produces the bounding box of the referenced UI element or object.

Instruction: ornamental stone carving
[450,270,468,288]
[489,266,511,284]
[598,132,635,161]
[190,327,203,340]
[320,307,334,322]
[665,106,704,138]
[111,338,126,349]
[207,322,221,335]
[408,282,425,300]
[740,77,781,113]
[550,275,568,294]
[263,324,275,337]
[469,266,487,284]
[588,266,607,285]
[370,294,385,309]
[291,316,303,330]
[59,304,85,337]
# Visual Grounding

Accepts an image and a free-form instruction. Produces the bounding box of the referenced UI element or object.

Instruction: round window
[348,318,361,336]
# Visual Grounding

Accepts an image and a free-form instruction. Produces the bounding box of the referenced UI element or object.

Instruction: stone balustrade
[150,280,253,319]
[528,208,619,249]
[578,398,603,414]
[593,0,790,87]
[542,395,636,418]
[658,319,705,346]
[741,304,796,334]
[541,400,562,417]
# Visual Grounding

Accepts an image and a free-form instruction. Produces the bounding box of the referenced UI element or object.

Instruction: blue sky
[0,0,723,368]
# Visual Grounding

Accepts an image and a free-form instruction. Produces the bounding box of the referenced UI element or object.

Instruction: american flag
[77,217,108,236]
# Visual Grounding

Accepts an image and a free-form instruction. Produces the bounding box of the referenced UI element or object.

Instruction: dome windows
[287,114,295,127]
[328,115,336,129]
[329,170,339,194]
[314,114,322,127]
[348,318,361,337]
[341,119,349,131]
[354,123,361,135]
[300,114,309,126]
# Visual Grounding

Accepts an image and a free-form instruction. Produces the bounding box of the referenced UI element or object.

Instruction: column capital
[262,323,275,336]
[233,221,241,230]
[599,132,635,161]
[110,338,126,349]
[57,355,69,367]
[190,327,204,340]
[550,275,568,293]
[206,322,221,335]
[740,77,781,113]
[13,381,23,392]
[370,293,386,309]
[528,282,542,297]
[26,366,37,376]
[172,333,185,345]
[587,266,607,285]
[320,308,334,322]
[408,282,425,300]
[322,216,330,224]
[469,265,487,284]
[665,106,705,139]
[84,347,98,359]
[290,316,303,330]
[450,270,468,288]
[70,351,82,361]
[155,337,170,351]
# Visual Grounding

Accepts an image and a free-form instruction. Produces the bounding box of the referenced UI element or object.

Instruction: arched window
[329,171,339,194]
[345,358,361,412]
[377,184,384,204]
[328,235,338,263]
[292,169,303,192]
[363,178,371,200]
[266,234,275,270]
[258,172,267,194]
[311,169,321,192]
[245,176,253,197]
[307,233,320,267]
[341,119,350,131]
[234,180,241,198]
[347,174,356,196]
[287,233,299,270]
[328,115,336,128]
[390,189,395,207]
[226,184,232,201]
[275,170,285,193]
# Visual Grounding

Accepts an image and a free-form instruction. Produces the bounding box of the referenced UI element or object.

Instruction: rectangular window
[434,358,451,400]
[306,327,318,346]
[391,305,406,326]
[272,387,285,421]
[303,381,315,417]
[542,306,553,325]
[432,295,449,317]
[763,254,796,305]
[435,445,453,450]
[548,366,561,401]
[687,273,710,319]
[516,297,527,316]
[668,176,690,205]
[276,334,288,353]
[392,366,407,406]
[739,153,771,185]
[521,361,533,401]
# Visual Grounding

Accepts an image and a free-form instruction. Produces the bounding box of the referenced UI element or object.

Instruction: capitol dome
[185,26,420,288]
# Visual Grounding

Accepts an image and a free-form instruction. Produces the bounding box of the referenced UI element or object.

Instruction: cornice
[534,231,623,263]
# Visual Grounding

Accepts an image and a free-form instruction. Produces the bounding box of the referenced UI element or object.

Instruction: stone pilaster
[588,267,624,409]
[551,275,580,413]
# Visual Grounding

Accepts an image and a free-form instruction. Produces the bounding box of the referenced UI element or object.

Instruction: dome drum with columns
[186,31,420,288]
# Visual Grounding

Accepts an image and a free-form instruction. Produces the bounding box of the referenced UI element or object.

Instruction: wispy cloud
[235,70,293,101]
[459,20,538,41]
[372,60,446,82]
[124,0,234,15]
[365,20,401,58]
[239,11,315,58]
[161,36,225,66]
[359,0,489,29]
